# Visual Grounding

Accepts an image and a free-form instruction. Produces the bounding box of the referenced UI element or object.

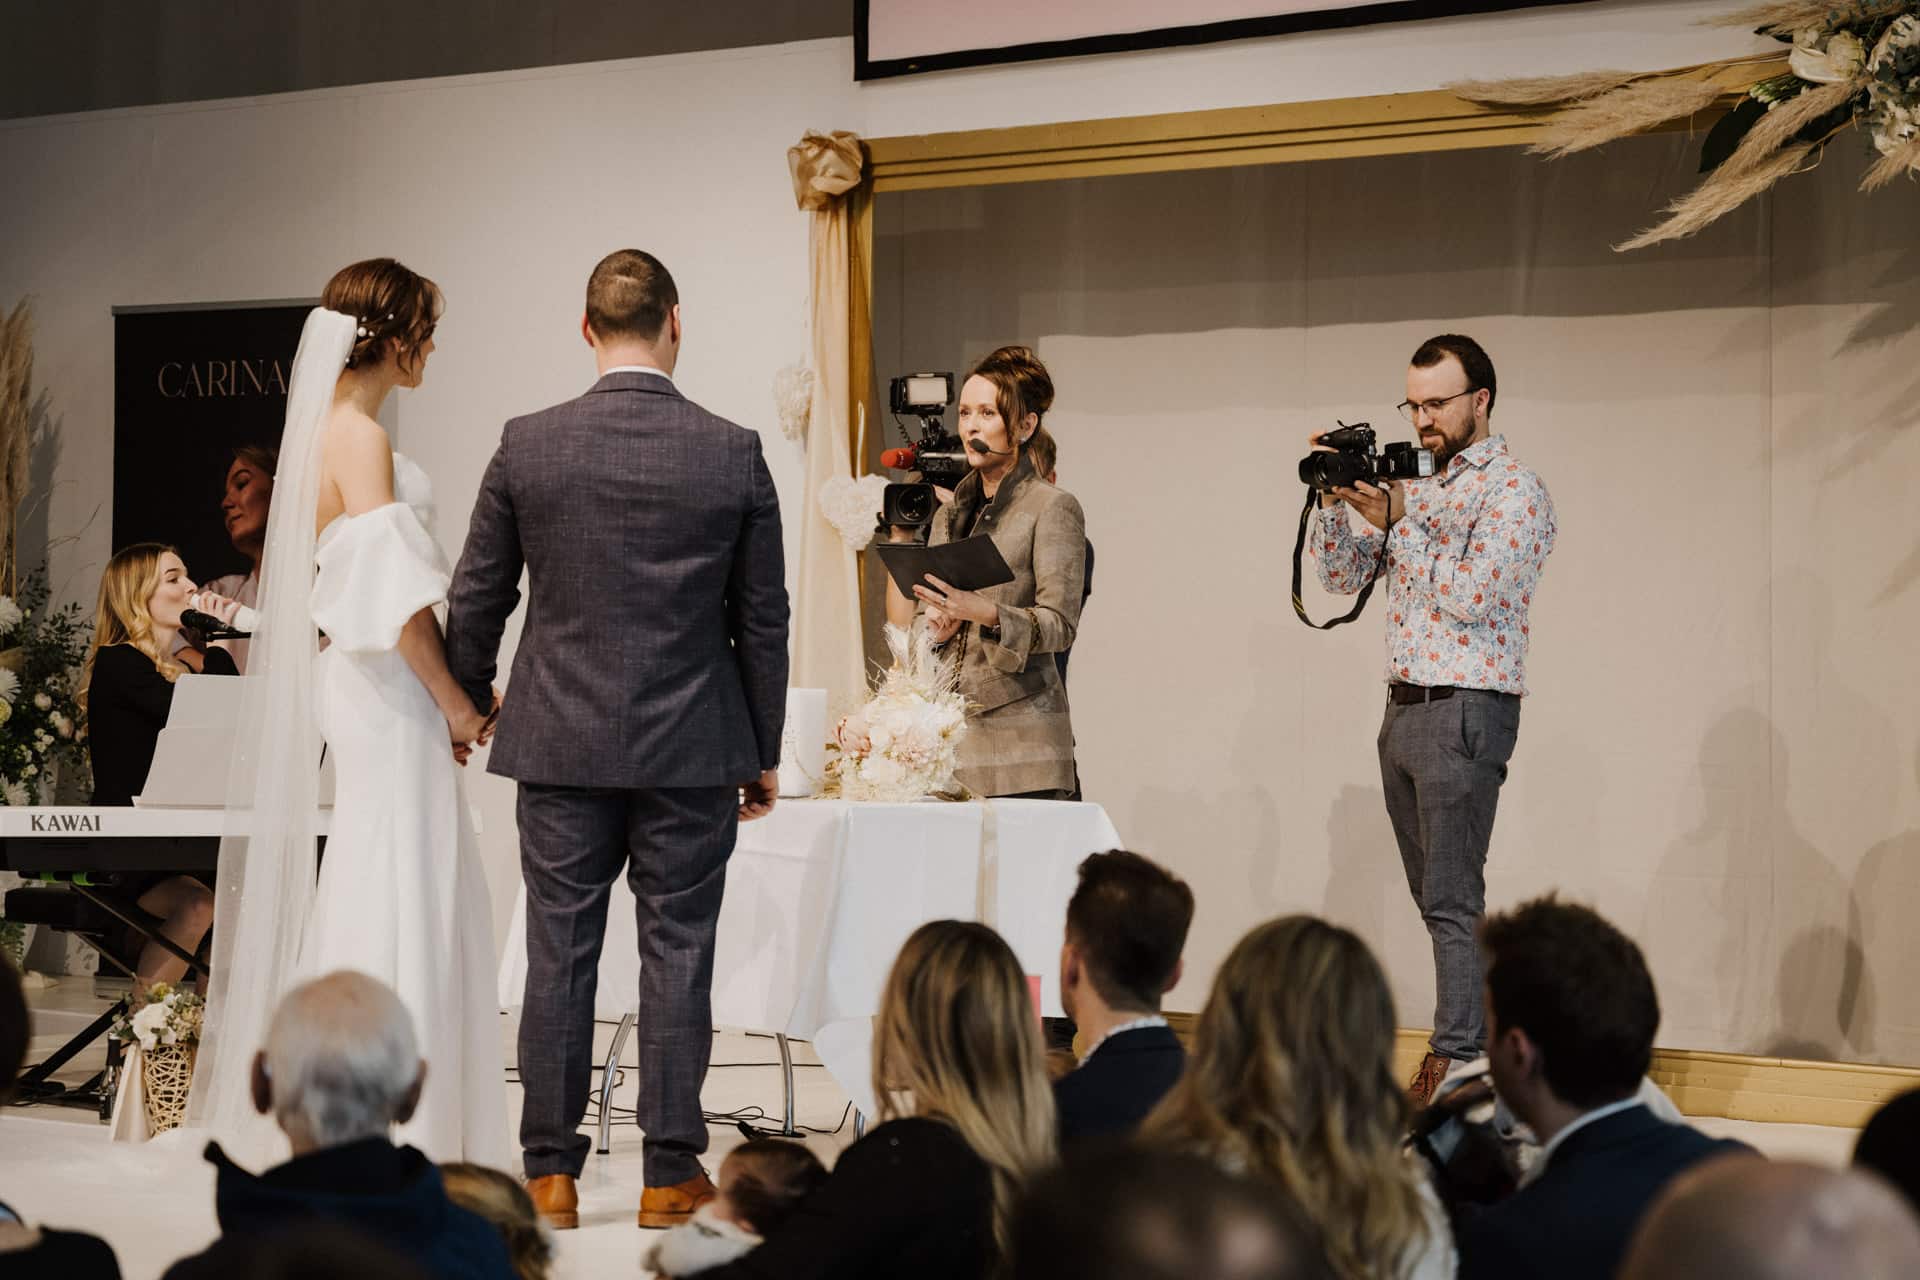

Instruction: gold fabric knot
[788,131,865,211]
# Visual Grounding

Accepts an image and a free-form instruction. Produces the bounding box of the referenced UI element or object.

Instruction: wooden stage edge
[1158,1014,1918,1130]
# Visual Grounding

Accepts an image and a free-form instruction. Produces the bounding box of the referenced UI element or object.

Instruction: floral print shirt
[1312,434,1555,696]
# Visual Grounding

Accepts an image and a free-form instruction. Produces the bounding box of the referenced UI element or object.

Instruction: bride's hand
[447,705,489,766]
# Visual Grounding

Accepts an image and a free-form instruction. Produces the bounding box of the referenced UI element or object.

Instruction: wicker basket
[142,1043,197,1135]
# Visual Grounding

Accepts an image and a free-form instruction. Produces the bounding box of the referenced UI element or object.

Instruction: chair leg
[596,1010,638,1155]
[775,1032,797,1137]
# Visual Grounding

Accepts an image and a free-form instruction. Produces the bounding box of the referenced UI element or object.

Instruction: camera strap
[1290,489,1389,629]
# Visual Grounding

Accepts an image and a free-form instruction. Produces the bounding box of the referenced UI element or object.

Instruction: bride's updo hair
[968,346,1057,471]
[323,258,443,376]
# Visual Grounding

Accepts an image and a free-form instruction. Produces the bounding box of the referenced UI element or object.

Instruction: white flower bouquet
[111,982,206,1051]
[827,622,971,803]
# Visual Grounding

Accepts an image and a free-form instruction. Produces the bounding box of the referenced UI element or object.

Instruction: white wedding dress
[299,450,510,1165]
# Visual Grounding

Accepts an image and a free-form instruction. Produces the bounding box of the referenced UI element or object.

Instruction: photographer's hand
[1307,429,1343,509]
[1332,480,1404,533]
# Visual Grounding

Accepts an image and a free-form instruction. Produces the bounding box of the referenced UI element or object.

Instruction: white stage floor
[5,978,1860,1279]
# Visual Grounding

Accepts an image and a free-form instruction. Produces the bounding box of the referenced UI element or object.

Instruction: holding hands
[447,686,502,767]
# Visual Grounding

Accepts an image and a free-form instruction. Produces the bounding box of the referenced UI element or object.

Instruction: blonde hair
[79,543,188,712]
[1142,917,1431,1280]
[441,1162,555,1280]
[873,920,1056,1259]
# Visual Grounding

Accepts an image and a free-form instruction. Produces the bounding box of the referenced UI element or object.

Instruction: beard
[1421,418,1477,467]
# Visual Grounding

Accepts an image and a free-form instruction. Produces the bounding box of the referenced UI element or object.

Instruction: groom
[445,249,789,1230]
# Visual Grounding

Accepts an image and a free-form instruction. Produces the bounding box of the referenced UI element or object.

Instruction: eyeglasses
[1397,388,1478,422]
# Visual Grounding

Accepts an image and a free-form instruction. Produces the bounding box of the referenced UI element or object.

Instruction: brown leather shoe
[526,1174,579,1230]
[638,1172,717,1229]
[1407,1051,1451,1110]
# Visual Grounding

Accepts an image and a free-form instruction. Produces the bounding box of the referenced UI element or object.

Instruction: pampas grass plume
[1528,79,1728,158]
[1616,143,1814,251]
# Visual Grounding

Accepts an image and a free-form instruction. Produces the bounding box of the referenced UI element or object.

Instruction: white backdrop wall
[870,136,1920,1066]
[0,3,1811,1042]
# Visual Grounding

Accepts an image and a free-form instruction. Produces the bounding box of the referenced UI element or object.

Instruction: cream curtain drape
[787,130,872,715]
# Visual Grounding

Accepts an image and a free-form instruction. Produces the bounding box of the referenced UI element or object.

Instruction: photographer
[1309,334,1555,1108]
[903,346,1087,800]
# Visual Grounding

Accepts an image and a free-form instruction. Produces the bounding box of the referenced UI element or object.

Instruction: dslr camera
[882,372,969,530]
[1297,421,1436,492]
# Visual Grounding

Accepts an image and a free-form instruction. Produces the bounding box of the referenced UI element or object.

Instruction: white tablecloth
[497,798,1122,1115]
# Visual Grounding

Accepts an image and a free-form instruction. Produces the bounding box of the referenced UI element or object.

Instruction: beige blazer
[925,455,1087,797]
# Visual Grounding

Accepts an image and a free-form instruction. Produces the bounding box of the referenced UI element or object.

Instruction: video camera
[880,373,967,530]
[1297,421,1435,492]
[1290,421,1435,631]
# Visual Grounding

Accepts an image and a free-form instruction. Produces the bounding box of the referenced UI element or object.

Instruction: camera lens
[898,487,934,524]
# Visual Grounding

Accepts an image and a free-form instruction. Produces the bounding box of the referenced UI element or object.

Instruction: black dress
[84,644,237,934]
[86,643,236,808]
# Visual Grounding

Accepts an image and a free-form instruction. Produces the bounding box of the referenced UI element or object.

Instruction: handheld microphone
[965,436,1014,457]
[185,594,259,636]
[880,445,918,470]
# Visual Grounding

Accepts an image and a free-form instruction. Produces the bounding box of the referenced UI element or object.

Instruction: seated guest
[647,1139,828,1276]
[1457,896,1750,1280]
[162,1221,431,1280]
[1053,849,1192,1146]
[440,1163,556,1280]
[1011,1147,1330,1280]
[697,920,1056,1280]
[79,543,243,989]
[163,971,514,1280]
[1852,1087,1920,1216]
[1619,1157,1920,1280]
[1143,916,1454,1280]
[0,955,125,1278]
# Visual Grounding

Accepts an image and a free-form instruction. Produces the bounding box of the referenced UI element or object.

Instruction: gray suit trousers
[1377,689,1521,1062]
[515,783,736,1185]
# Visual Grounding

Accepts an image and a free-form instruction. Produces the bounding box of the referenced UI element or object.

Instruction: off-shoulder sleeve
[310,502,450,653]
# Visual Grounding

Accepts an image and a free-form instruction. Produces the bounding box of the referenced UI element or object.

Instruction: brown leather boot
[526,1174,579,1230]
[638,1171,717,1229]
[1407,1051,1451,1110]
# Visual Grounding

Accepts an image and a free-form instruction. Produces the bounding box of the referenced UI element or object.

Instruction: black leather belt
[1388,683,1457,705]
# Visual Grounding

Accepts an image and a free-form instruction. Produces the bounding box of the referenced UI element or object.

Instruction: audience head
[1854,1087,1920,1216]
[1144,916,1424,1280]
[162,1221,433,1280]
[80,542,194,706]
[323,258,442,385]
[1620,1156,1920,1280]
[713,1138,830,1237]
[1011,1146,1331,1280]
[250,970,425,1154]
[1,954,27,1103]
[1480,894,1658,1132]
[874,919,1055,1255]
[222,444,277,567]
[1061,849,1194,1023]
[440,1162,555,1280]
[1406,333,1495,465]
[583,248,680,369]
[961,345,1055,478]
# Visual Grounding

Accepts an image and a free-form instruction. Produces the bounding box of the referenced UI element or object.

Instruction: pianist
[77,544,243,990]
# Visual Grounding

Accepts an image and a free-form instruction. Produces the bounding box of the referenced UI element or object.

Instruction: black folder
[876,535,1016,600]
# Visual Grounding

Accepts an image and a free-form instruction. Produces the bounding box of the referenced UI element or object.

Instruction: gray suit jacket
[444,371,790,789]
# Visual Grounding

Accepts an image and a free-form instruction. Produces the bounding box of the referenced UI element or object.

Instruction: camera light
[902,374,951,408]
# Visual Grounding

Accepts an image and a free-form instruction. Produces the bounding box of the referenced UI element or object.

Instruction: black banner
[112,302,313,585]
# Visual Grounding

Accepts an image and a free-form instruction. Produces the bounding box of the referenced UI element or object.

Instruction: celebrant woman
[890,345,1087,800]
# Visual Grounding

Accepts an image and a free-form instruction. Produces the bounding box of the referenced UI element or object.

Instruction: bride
[186,259,509,1166]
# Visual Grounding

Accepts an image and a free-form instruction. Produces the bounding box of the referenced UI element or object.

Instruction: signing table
[497,798,1122,1118]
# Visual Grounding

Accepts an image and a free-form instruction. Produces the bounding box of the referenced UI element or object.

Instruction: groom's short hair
[586,249,678,343]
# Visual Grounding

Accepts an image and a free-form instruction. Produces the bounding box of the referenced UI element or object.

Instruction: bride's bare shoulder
[325,404,391,451]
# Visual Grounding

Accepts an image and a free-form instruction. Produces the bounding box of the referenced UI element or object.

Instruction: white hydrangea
[0,596,20,635]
